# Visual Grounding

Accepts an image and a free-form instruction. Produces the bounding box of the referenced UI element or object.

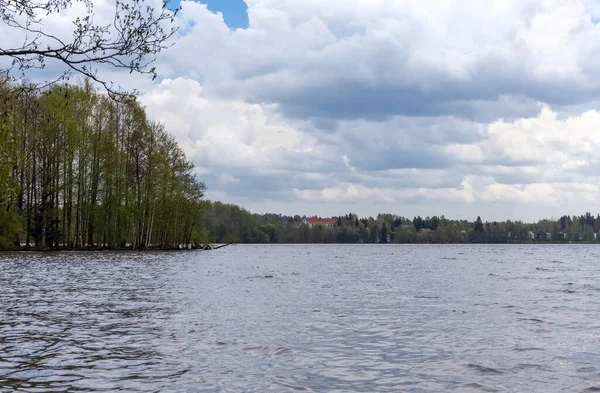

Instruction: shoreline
[0,244,235,253]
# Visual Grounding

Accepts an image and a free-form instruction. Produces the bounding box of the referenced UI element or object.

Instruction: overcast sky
[6,0,600,221]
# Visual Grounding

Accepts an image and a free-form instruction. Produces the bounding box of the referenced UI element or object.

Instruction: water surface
[1,245,599,392]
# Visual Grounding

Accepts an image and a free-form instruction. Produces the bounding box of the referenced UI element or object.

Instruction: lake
[1,244,599,392]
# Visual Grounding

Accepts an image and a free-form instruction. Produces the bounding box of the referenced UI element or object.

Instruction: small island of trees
[0,0,207,250]
[0,80,205,250]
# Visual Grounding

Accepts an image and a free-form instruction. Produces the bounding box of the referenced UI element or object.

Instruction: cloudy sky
[7,0,600,221]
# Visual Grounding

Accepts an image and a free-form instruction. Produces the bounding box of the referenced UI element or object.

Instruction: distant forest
[201,202,600,244]
[0,81,205,250]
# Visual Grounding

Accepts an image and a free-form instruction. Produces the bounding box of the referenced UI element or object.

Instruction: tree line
[2,77,598,249]
[0,80,205,250]
[200,202,600,244]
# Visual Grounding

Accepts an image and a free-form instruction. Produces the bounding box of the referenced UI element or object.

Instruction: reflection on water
[1,245,600,392]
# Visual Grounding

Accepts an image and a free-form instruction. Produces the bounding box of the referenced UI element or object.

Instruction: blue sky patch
[169,0,249,29]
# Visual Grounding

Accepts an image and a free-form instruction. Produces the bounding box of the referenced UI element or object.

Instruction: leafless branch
[0,0,179,98]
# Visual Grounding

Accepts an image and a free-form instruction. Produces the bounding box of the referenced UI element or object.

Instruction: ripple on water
[464,364,505,375]
[512,347,545,352]
[0,245,599,392]
[272,377,312,392]
[517,318,546,323]
[461,382,501,392]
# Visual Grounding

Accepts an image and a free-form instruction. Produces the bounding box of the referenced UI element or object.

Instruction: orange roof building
[302,217,337,227]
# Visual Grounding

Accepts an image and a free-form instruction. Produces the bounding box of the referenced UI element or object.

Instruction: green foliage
[0,206,21,249]
[380,223,389,243]
[474,216,484,232]
[223,233,240,244]
[0,80,205,250]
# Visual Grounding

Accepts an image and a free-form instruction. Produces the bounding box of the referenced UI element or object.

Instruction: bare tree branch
[0,0,179,98]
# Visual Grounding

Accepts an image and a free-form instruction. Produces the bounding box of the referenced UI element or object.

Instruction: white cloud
[481,106,600,167]
[293,174,600,210]
[294,182,475,204]
[444,144,485,163]
[140,77,324,176]
[155,0,600,122]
